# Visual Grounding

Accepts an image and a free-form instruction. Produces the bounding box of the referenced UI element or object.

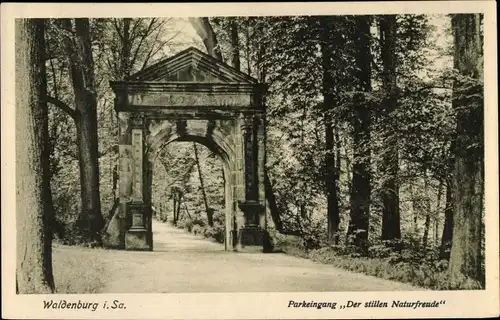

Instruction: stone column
[107,111,134,249]
[144,159,154,249]
[223,162,232,251]
[124,115,150,251]
[232,125,245,251]
[238,113,264,246]
[256,112,267,229]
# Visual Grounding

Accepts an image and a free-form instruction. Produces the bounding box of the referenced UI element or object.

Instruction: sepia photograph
[2,2,498,319]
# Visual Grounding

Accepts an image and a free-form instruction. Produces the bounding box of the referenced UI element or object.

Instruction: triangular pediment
[127,47,257,84]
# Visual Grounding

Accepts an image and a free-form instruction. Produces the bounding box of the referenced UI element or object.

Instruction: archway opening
[150,140,232,251]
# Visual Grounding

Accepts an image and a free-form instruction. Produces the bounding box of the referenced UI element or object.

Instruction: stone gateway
[104,47,268,252]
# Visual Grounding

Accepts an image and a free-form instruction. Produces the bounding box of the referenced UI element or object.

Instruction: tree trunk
[61,19,104,243]
[264,173,287,233]
[434,180,444,246]
[75,108,104,242]
[245,21,252,76]
[229,19,241,71]
[440,179,453,259]
[422,170,431,250]
[320,18,340,245]
[172,191,178,225]
[176,191,183,223]
[335,129,342,200]
[346,15,372,251]
[448,14,484,285]
[379,15,401,241]
[408,182,418,234]
[193,143,213,226]
[15,18,55,294]
[120,18,132,78]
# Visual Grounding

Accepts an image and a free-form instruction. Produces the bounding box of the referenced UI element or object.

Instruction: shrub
[277,233,484,290]
[203,224,225,243]
[192,224,204,236]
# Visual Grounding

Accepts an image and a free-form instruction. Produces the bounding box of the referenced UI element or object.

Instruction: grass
[52,243,108,293]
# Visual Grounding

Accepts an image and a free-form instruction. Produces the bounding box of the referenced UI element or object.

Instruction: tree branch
[46,96,77,119]
[130,19,157,71]
[112,19,123,41]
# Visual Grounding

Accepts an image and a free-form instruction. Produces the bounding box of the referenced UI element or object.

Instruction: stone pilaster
[124,114,151,251]
[256,112,267,229]
[103,111,133,249]
[238,113,265,246]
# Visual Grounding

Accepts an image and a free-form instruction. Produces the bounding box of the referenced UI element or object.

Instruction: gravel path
[92,220,421,293]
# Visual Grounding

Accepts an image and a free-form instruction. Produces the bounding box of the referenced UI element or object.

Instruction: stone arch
[146,118,238,164]
[105,46,268,252]
[148,129,237,250]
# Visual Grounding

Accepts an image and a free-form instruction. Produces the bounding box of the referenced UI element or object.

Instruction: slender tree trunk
[184,203,193,221]
[379,15,401,241]
[256,23,267,83]
[320,18,340,245]
[264,172,291,234]
[422,170,431,250]
[246,21,252,76]
[15,18,55,294]
[440,179,454,259]
[193,143,213,226]
[434,180,444,246]
[229,19,241,71]
[448,14,484,285]
[335,129,342,199]
[408,182,418,234]
[172,191,178,225]
[347,15,372,251]
[120,18,132,78]
[176,191,183,224]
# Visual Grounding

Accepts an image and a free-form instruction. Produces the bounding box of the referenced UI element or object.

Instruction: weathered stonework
[105,46,268,252]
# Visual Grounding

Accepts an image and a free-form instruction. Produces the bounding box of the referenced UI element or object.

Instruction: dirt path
[88,220,421,293]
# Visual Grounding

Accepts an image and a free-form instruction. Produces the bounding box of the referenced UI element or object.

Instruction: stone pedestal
[239,226,264,246]
[238,200,264,247]
[125,228,149,250]
[125,202,150,251]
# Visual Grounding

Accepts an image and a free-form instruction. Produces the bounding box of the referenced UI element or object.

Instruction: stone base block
[239,226,264,247]
[125,228,150,251]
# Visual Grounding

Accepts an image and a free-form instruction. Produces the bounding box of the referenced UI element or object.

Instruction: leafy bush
[276,234,484,290]
[203,224,225,243]
[192,224,204,236]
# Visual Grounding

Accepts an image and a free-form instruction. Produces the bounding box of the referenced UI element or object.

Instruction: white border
[1,2,498,319]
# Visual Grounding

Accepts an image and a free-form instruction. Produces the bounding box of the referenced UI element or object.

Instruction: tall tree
[346,15,372,251]
[448,14,484,285]
[379,15,401,240]
[319,17,341,244]
[51,18,104,243]
[16,18,55,293]
[106,18,172,80]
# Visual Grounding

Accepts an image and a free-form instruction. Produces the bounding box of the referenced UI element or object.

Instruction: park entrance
[106,47,268,251]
